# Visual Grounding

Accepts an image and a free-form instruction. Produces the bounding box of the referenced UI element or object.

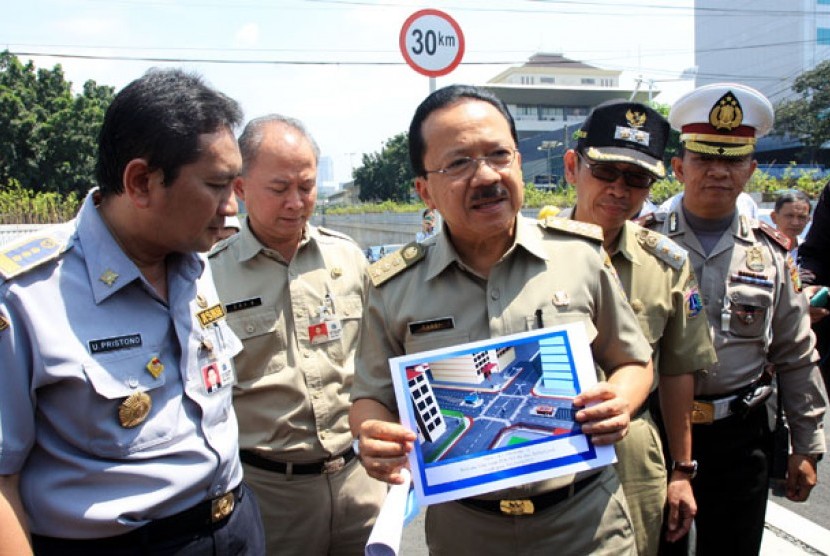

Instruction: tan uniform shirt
[610,221,717,382]
[352,215,652,498]
[653,210,827,454]
[210,218,367,461]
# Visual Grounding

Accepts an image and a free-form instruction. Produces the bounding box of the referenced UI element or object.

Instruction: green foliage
[773,59,830,162]
[354,132,415,203]
[648,176,684,204]
[648,101,681,166]
[322,200,424,215]
[522,183,576,208]
[0,180,80,223]
[0,51,114,197]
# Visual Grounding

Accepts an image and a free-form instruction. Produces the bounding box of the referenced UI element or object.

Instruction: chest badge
[745,245,765,272]
[145,356,164,379]
[119,391,152,428]
[552,291,570,307]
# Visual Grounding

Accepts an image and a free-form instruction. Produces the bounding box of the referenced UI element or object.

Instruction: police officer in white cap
[648,83,827,555]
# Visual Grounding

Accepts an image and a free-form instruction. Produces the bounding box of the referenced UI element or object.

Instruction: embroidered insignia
[0,233,66,280]
[369,242,425,287]
[685,285,703,318]
[745,245,765,272]
[626,109,646,128]
[786,255,802,293]
[99,269,118,286]
[709,91,743,131]
[197,304,226,327]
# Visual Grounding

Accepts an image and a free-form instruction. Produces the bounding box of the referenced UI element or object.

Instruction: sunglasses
[577,152,655,189]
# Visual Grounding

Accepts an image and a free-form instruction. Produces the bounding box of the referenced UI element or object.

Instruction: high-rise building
[694,1,830,103]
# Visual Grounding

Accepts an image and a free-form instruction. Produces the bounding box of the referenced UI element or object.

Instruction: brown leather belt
[240,448,355,475]
[457,472,601,516]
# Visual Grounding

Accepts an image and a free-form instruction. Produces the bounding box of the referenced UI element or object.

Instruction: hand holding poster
[388,321,615,506]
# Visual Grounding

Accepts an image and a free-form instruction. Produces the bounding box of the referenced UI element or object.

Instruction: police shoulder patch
[636,228,688,270]
[540,216,603,243]
[754,220,791,252]
[0,226,72,280]
[368,241,425,287]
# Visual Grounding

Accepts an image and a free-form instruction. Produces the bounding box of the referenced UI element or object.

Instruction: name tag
[408,317,455,335]
[225,297,263,314]
[88,334,143,354]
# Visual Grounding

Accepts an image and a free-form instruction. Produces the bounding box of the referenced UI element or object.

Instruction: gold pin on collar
[196,294,208,308]
[331,267,343,279]
[99,269,119,287]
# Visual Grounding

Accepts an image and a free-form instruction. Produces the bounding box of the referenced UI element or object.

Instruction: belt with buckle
[691,396,738,424]
[31,485,242,550]
[240,447,355,475]
[457,472,600,516]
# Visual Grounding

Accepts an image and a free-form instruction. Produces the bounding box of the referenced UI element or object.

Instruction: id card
[201,358,235,394]
[309,319,342,345]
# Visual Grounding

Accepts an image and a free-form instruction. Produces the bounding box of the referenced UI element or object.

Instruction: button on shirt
[654,209,826,455]
[209,219,367,461]
[0,191,244,539]
[352,216,652,499]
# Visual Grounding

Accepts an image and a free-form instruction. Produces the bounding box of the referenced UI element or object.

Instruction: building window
[819,27,830,44]
[520,75,535,85]
[565,107,590,118]
[581,78,596,85]
[600,78,614,87]
[516,104,538,120]
[539,106,564,121]
[540,77,555,84]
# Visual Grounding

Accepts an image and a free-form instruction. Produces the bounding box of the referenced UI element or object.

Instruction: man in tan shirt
[564,100,717,555]
[350,85,655,555]
[210,115,386,556]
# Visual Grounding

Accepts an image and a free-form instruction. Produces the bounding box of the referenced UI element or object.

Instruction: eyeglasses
[425,148,517,179]
[577,152,655,189]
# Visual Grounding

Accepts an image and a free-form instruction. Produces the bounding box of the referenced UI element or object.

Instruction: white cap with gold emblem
[669,82,774,157]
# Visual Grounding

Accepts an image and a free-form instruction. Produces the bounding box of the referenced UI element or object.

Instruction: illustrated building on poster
[539,335,578,396]
[429,350,502,385]
[407,365,446,443]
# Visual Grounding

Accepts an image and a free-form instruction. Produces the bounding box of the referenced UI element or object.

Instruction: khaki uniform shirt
[210,218,367,461]
[610,221,717,384]
[352,216,652,498]
[652,210,827,454]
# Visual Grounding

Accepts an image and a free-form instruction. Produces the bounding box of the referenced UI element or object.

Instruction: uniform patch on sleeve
[685,280,703,318]
[786,255,802,293]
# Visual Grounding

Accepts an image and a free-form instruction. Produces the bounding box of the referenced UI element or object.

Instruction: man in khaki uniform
[350,84,655,555]
[209,115,386,556]
[648,83,827,555]
[563,100,717,555]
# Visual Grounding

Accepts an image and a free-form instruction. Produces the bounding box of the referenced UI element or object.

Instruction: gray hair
[237,114,321,174]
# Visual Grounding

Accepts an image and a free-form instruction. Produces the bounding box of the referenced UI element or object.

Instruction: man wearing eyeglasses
[562,100,716,555]
[648,83,827,555]
[350,84,654,554]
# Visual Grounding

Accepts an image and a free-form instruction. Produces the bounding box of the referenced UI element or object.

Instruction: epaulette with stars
[635,228,687,270]
[754,219,791,252]
[0,225,73,281]
[540,217,603,243]
[368,242,425,287]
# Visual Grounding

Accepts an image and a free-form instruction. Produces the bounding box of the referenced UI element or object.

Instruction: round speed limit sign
[399,9,465,78]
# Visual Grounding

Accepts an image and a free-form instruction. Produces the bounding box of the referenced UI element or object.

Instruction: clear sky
[3,0,695,183]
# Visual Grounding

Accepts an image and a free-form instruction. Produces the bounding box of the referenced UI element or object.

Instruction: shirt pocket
[226,308,286,380]
[82,350,174,457]
[404,328,471,354]
[727,284,773,338]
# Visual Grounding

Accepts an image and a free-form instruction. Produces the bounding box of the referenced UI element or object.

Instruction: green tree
[773,60,830,162]
[0,51,114,196]
[649,101,681,168]
[354,132,414,202]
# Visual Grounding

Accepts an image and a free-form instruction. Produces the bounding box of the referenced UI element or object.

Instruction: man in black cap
[564,100,716,555]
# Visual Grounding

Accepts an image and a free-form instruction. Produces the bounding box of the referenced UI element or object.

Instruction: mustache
[471,184,509,203]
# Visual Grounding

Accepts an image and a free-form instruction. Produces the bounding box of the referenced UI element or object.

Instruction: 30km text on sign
[399,9,465,78]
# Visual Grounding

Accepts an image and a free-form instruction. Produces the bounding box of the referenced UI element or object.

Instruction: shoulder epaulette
[368,242,425,287]
[635,228,687,270]
[754,219,791,251]
[540,216,603,243]
[0,224,73,281]
[318,226,359,245]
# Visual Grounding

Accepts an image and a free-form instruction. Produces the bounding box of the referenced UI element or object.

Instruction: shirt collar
[234,217,313,262]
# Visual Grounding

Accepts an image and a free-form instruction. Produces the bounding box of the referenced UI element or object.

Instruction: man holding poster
[350,85,653,555]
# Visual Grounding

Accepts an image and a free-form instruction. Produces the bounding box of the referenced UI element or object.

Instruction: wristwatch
[672,460,698,479]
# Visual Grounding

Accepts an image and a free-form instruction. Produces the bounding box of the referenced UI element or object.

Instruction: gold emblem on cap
[746,245,765,272]
[331,267,343,279]
[196,294,208,308]
[626,109,646,128]
[99,269,119,287]
[709,92,743,131]
[119,391,152,428]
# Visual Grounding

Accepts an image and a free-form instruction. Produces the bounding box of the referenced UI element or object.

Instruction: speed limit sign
[399,9,465,78]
